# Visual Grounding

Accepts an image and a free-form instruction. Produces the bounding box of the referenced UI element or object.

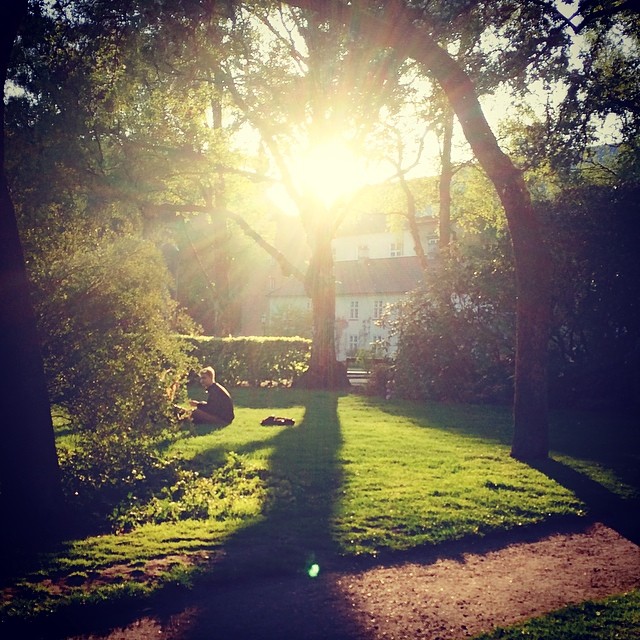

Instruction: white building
[333,255,427,360]
[265,213,438,361]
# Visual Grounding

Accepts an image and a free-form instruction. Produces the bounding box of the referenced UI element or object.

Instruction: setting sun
[268,138,377,215]
[296,139,371,207]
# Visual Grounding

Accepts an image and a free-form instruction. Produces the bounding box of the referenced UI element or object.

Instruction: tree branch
[144,203,305,283]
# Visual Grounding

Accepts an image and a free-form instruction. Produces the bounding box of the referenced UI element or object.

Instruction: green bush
[183,335,311,387]
[59,430,180,533]
[110,452,295,532]
[542,183,640,409]
[364,361,394,397]
[33,235,197,435]
[390,242,516,404]
[27,232,197,531]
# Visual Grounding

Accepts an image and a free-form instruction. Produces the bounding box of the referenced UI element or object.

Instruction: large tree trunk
[297,218,349,390]
[288,1,552,458]
[0,1,65,544]
[406,35,552,461]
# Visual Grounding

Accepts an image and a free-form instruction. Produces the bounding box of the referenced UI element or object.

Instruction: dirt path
[63,519,639,640]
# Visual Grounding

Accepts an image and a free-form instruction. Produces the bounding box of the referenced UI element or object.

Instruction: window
[390,241,404,257]
[350,300,359,319]
[348,334,359,354]
[373,300,384,320]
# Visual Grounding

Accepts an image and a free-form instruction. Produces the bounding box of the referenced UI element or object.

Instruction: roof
[336,256,425,295]
[335,211,438,237]
[270,256,426,298]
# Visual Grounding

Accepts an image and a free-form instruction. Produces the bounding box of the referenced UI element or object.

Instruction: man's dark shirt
[204,382,234,424]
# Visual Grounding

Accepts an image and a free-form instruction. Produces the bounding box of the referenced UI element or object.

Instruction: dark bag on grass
[261,415,295,426]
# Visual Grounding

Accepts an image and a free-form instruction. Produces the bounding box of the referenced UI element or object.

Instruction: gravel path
[64,519,640,640]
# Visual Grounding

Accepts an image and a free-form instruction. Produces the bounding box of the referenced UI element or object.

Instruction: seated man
[190,366,235,426]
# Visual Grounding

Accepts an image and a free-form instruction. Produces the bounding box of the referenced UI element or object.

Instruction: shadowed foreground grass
[1,389,637,636]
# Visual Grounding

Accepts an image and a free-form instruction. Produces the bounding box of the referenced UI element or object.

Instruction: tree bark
[209,67,239,336]
[288,0,552,458]
[297,214,349,389]
[397,19,552,460]
[203,187,237,336]
[398,173,430,273]
[0,0,65,544]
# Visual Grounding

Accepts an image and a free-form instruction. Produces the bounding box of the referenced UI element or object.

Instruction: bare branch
[143,203,305,282]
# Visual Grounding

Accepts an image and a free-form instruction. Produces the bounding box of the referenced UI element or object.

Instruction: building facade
[265,214,438,361]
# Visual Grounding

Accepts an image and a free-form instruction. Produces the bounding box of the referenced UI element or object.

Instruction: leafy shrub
[541,183,640,409]
[364,361,394,398]
[390,242,516,404]
[32,234,196,435]
[59,429,180,533]
[110,452,295,532]
[27,232,198,531]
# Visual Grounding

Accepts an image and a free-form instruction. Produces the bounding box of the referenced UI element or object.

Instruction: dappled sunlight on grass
[4,389,638,625]
[62,519,239,568]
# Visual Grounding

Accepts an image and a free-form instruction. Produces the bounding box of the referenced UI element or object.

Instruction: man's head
[199,366,215,388]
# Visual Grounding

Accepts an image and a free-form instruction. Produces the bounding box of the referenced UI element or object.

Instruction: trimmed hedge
[182,336,311,387]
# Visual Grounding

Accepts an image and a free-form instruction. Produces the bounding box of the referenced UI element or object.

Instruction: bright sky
[266,137,387,215]
[253,2,629,217]
[293,138,376,206]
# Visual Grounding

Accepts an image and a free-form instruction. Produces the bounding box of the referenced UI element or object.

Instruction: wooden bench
[347,369,371,386]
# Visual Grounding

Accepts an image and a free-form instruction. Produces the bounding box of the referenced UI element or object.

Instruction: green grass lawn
[1,388,638,630]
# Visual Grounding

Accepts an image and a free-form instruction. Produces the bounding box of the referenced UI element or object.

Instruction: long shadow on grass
[530,458,640,546]
[215,390,345,575]
[2,391,364,640]
[167,390,367,640]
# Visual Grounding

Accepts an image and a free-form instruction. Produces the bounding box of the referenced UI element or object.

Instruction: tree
[211,4,415,388]
[437,102,455,248]
[283,0,562,458]
[496,6,640,408]
[266,303,313,338]
[0,0,64,545]
[543,175,640,409]
[6,1,634,503]
[279,0,635,458]
[392,238,516,404]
